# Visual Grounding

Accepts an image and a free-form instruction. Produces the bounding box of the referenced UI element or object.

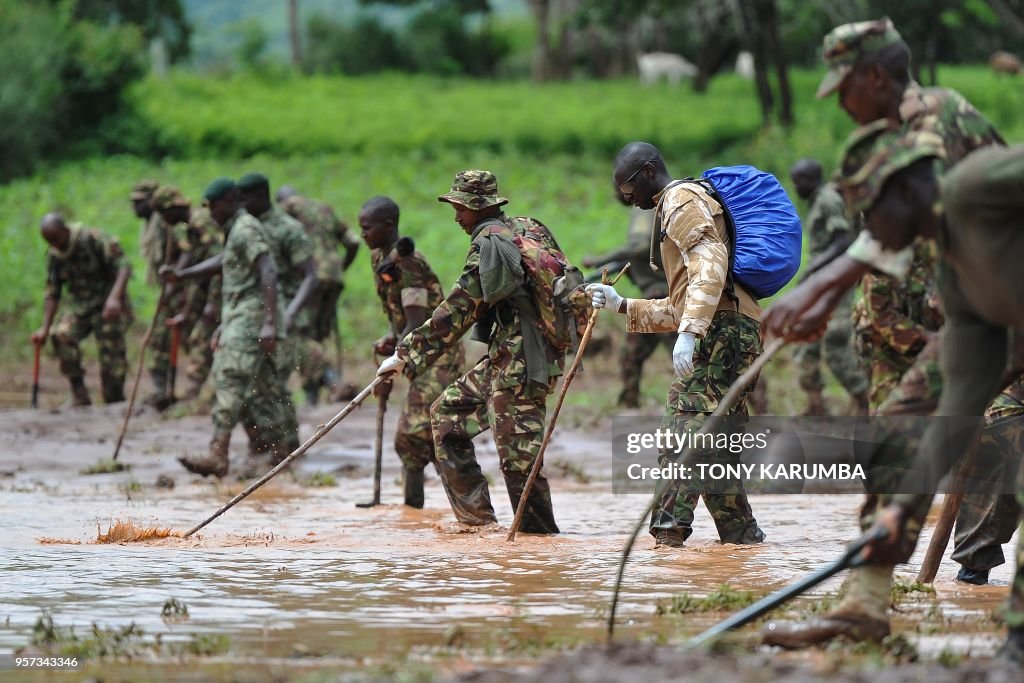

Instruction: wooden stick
[506,263,630,542]
[113,224,176,461]
[183,376,383,538]
[606,336,786,641]
[356,393,387,508]
[916,491,964,583]
[31,342,41,409]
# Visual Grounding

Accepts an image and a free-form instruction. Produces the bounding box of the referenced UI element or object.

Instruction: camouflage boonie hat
[130,179,160,200]
[438,170,508,210]
[817,17,904,99]
[152,185,190,211]
[837,120,945,214]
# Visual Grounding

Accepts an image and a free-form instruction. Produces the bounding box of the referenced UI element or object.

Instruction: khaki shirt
[626,182,760,336]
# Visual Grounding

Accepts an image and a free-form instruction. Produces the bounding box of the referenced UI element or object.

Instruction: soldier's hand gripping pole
[506,263,630,542]
[184,376,385,538]
[31,341,42,409]
[605,337,787,642]
[112,225,176,461]
[684,525,889,650]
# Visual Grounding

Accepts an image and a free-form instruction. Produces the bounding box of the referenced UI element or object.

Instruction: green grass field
[2,66,1021,374]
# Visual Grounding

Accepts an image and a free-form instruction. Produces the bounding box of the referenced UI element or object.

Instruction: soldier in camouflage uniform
[152,186,224,400]
[582,191,672,408]
[238,173,318,420]
[376,170,569,533]
[951,375,1024,585]
[589,141,766,548]
[277,186,361,404]
[804,137,1024,663]
[360,195,464,508]
[852,239,943,413]
[130,179,161,285]
[162,178,299,477]
[789,159,869,415]
[31,213,131,406]
[761,21,1008,642]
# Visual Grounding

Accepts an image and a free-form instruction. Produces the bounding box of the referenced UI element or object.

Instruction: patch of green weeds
[655,584,758,616]
[80,459,130,475]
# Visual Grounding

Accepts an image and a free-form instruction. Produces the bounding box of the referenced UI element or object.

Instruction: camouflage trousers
[649,310,764,544]
[396,357,463,472]
[184,311,218,393]
[431,355,557,527]
[51,310,128,404]
[795,290,868,398]
[296,281,343,391]
[952,386,1024,573]
[211,341,298,451]
[619,330,675,407]
[856,336,944,564]
[149,287,191,378]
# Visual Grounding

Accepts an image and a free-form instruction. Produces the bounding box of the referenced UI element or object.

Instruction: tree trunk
[288,0,302,68]
[693,0,737,92]
[759,0,792,126]
[529,0,552,81]
[736,0,773,124]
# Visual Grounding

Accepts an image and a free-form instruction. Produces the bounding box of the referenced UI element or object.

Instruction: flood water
[0,403,1018,678]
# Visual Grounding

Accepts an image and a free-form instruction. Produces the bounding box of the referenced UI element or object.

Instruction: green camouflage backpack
[476,216,589,351]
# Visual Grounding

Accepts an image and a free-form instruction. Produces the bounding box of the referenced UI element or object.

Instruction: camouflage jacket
[372,241,462,369]
[140,212,170,284]
[805,183,853,257]
[220,210,281,346]
[588,207,666,297]
[179,206,225,317]
[256,207,315,302]
[45,225,129,316]
[396,215,565,389]
[846,82,1004,272]
[627,182,760,336]
[280,196,359,285]
[854,240,943,357]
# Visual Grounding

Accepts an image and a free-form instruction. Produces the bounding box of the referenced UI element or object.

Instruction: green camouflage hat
[130,179,160,200]
[237,172,270,191]
[152,185,190,211]
[437,170,508,210]
[837,120,945,214]
[817,17,904,99]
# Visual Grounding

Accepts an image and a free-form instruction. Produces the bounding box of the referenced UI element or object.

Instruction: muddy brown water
[0,401,1017,679]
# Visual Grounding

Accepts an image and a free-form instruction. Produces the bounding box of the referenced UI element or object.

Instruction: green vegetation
[28,612,228,659]
[3,67,1022,375]
[305,471,338,487]
[655,584,758,615]
[80,459,131,476]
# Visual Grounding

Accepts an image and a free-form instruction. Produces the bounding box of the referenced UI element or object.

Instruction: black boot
[404,467,425,509]
[69,378,92,407]
[505,471,560,534]
[955,566,990,585]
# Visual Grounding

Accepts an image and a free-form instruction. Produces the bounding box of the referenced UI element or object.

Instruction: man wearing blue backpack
[588,141,800,547]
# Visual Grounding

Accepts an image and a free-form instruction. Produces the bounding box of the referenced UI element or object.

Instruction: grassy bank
[2,67,1021,366]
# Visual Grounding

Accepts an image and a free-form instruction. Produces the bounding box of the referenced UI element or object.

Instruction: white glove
[672,332,696,378]
[585,283,624,312]
[376,353,406,379]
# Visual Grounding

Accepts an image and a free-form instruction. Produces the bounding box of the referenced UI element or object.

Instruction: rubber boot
[178,433,230,478]
[70,378,92,407]
[404,467,426,509]
[802,389,828,416]
[143,370,175,410]
[304,383,320,407]
[100,371,125,404]
[504,471,560,534]
[617,387,640,409]
[762,563,892,648]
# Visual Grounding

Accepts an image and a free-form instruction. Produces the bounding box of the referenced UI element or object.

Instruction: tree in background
[0,0,150,181]
[64,0,191,63]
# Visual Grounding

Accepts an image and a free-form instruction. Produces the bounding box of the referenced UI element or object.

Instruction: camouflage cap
[152,185,190,211]
[437,170,509,210]
[837,120,945,214]
[817,17,903,99]
[130,179,160,200]
[202,177,236,203]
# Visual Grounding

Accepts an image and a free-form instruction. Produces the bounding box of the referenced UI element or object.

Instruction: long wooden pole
[184,376,384,538]
[506,264,630,542]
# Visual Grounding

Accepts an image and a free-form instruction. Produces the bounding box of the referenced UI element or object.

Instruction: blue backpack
[656,166,802,300]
